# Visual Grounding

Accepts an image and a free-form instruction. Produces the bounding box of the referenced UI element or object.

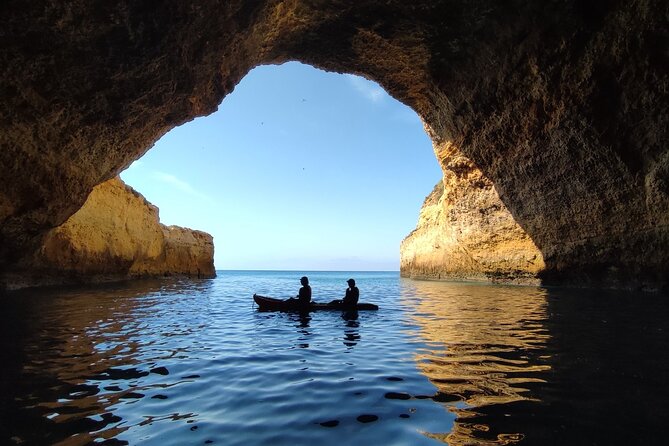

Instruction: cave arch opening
[120,62,443,271]
[0,1,665,291]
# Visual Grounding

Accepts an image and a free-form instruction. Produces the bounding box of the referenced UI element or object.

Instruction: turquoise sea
[1,270,668,445]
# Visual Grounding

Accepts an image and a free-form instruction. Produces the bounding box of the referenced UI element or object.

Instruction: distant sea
[1,270,668,445]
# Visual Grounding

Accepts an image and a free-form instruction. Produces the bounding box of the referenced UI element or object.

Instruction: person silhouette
[287,276,312,307]
[330,278,359,308]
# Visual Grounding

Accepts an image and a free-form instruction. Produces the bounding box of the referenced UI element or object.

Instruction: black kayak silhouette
[253,294,379,312]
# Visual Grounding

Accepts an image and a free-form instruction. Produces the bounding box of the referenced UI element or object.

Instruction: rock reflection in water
[5,272,667,445]
[402,280,552,445]
[403,279,669,445]
[0,278,212,445]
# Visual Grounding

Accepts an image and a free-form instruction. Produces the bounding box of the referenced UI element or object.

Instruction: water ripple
[2,272,668,445]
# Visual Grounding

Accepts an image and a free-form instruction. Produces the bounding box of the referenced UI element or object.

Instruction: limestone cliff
[161,225,216,279]
[401,142,545,284]
[1,1,667,290]
[7,178,215,289]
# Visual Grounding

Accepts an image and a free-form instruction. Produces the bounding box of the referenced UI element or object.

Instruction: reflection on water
[0,279,216,445]
[402,279,669,445]
[0,273,455,445]
[290,312,312,349]
[343,312,361,348]
[402,281,551,445]
[2,272,669,445]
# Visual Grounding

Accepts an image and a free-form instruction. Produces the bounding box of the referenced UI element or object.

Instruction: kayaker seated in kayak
[330,279,359,307]
[286,276,312,306]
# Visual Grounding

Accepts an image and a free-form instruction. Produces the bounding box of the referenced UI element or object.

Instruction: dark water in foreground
[1,271,668,445]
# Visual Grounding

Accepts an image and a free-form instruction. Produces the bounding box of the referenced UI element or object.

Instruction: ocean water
[1,271,668,445]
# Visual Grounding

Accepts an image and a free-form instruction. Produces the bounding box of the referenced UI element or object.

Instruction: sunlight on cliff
[400,139,545,284]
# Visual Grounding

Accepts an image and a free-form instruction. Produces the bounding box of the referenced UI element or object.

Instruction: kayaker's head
[300,276,309,285]
[347,278,355,286]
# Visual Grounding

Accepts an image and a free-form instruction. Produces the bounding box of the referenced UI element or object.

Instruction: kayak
[253,294,379,312]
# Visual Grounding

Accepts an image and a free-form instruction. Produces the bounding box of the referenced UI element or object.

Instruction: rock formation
[401,141,545,284]
[4,178,215,289]
[1,1,667,290]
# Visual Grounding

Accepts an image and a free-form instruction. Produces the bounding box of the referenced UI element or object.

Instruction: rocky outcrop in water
[5,178,215,289]
[1,1,667,290]
[401,141,545,284]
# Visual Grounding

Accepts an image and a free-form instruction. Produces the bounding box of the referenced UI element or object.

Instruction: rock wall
[401,143,545,284]
[1,1,667,290]
[424,1,669,290]
[161,225,216,279]
[4,178,215,289]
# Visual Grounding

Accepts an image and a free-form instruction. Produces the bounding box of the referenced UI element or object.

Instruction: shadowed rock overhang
[1,1,667,290]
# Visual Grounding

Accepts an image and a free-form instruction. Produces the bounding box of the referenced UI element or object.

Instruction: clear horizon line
[215,268,400,273]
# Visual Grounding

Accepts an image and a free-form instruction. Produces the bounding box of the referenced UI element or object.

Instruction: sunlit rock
[0,0,667,290]
[161,225,215,279]
[7,178,215,289]
[401,142,545,284]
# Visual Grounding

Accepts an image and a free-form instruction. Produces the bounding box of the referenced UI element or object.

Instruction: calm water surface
[1,271,668,445]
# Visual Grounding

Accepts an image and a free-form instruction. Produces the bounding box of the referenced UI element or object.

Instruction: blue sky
[120,62,441,271]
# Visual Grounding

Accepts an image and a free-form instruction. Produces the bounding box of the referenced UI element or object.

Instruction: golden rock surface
[1,1,667,289]
[15,178,215,289]
[401,143,545,284]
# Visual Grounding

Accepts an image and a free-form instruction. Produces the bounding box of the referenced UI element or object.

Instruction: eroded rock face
[5,178,215,289]
[1,1,667,290]
[401,142,545,284]
[161,225,216,279]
